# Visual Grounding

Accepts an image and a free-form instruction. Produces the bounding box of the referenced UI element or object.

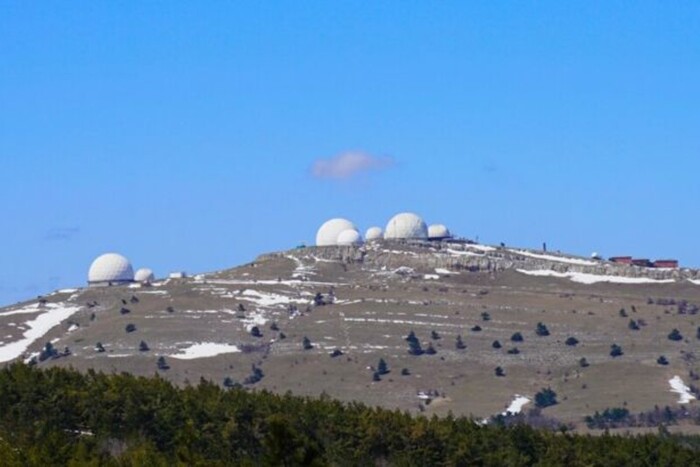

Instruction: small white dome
[337,229,362,246]
[134,268,155,283]
[88,253,134,284]
[428,224,451,240]
[384,212,428,240]
[365,226,383,241]
[316,218,357,246]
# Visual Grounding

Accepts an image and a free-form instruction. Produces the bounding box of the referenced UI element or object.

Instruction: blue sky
[1,2,699,306]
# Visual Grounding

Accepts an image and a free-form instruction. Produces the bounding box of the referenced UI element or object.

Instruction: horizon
[2,2,699,306]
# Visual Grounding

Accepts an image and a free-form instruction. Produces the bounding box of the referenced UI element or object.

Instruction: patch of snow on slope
[503,395,530,415]
[240,290,307,307]
[517,269,675,284]
[242,311,268,331]
[424,274,440,280]
[510,250,598,266]
[466,244,496,252]
[435,268,455,275]
[446,249,481,257]
[689,279,700,285]
[669,376,696,404]
[0,304,81,363]
[170,342,241,360]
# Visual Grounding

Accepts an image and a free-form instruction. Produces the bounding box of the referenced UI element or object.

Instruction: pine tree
[430,330,441,340]
[610,344,623,357]
[536,322,550,336]
[250,326,262,338]
[668,329,683,341]
[455,335,466,350]
[139,341,149,352]
[657,355,669,365]
[377,358,389,375]
[95,342,105,353]
[492,340,502,349]
[408,338,424,356]
[425,343,437,355]
[511,332,523,342]
[495,366,505,377]
[302,336,313,350]
[157,356,169,370]
[565,336,579,346]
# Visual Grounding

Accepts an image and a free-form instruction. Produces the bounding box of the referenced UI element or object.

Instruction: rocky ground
[3,239,700,430]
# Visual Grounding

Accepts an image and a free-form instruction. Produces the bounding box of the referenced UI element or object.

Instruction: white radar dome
[428,224,452,240]
[88,253,134,284]
[134,268,155,283]
[384,212,428,240]
[316,218,357,246]
[337,229,362,246]
[365,226,383,241]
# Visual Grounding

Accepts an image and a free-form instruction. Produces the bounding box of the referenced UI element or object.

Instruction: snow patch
[517,269,676,285]
[669,376,696,404]
[170,342,241,360]
[510,250,598,266]
[435,268,456,275]
[503,395,530,415]
[424,274,440,280]
[0,304,82,363]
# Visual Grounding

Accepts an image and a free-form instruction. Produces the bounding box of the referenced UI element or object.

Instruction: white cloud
[311,151,394,179]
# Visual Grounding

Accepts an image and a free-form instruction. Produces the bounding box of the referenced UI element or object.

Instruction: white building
[384,212,428,240]
[316,218,357,246]
[88,253,134,286]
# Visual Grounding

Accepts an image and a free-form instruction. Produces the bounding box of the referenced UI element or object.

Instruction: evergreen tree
[481,311,491,321]
[156,356,169,370]
[377,358,389,375]
[668,329,683,341]
[425,343,437,355]
[408,339,424,356]
[610,344,624,358]
[579,357,590,368]
[302,336,313,350]
[139,341,149,352]
[471,325,482,332]
[628,319,640,331]
[492,340,502,349]
[95,342,105,353]
[330,349,343,358]
[250,326,262,338]
[657,355,669,365]
[511,332,523,342]
[455,335,466,350]
[565,336,579,346]
[401,368,410,376]
[534,388,558,408]
[430,330,441,340]
[125,323,136,333]
[535,322,550,336]
[507,347,520,355]
[495,366,505,377]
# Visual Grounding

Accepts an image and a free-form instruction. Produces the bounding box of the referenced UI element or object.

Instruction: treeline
[0,364,699,465]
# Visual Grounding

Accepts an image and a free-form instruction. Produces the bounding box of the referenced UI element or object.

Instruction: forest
[1,364,700,466]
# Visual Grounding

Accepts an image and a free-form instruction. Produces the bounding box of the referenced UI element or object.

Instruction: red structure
[653,260,679,269]
[609,256,633,265]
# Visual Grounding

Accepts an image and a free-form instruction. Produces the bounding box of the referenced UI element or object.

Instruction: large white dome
[316,218,357,246]
[428,224,452,240]
[88,253,134,284]
[337,229,362,246]
[384,212,428,240]
[134,268,155,283]
[365,226,383,241]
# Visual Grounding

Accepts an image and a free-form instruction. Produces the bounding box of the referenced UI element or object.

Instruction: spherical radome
[365,226,383,241]
[428,224,451,240]
[134,268,155,283]
[316,218,357,246]
[337,229,362,246]
[384,212,428,239]
[88,253,134,284]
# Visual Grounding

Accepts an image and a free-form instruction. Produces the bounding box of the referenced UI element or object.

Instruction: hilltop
[3,240,700,431]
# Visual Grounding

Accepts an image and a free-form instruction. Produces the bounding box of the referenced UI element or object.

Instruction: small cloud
[311,151,395,180]
[44,227,80,241]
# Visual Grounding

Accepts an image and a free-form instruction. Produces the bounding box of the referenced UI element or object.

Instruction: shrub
[139,341,149,352]
[628,320,640,331]
[668,329,683,341]
[492,340,502,349]
[120,307,130,315]
[619,308,628,317]
[579,357,590,368]
[565,337,579,346]
[250,326,262,338]
[330,349,343,358]
[157,356,169,370]
[431,330,441,340]
[408,338,424,356]
[511,332,523,342]
[495,366,505,377]
[481,312,491,321]
[536,322,550,337]
[534,388,558,408]
[657,355,669,365]
[377,358,389,375]
[455,335,466,350]
[270,322,279,331]
[372,372,381,382]
[95,342,105,353]
[302,336,313,350]
[610,344,623,358]
[425,343,437,355]
[471,325,482,332]
[401,368,410,376]
[507,347,520,355]
[125,323,136,333]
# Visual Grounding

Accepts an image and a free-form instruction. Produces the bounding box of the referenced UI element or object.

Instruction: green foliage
[668,329,683,341]
[535,322,550,337]
[610,344,624,358]
[377,358,389,375]
[565,337,579,346]
[658,355,669,365]
[511,332,523,342]
[455,335,466,350]
[0,364,698,465]
[629,319,640,331]
[534,388,558,408]
[302,336,313,350]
